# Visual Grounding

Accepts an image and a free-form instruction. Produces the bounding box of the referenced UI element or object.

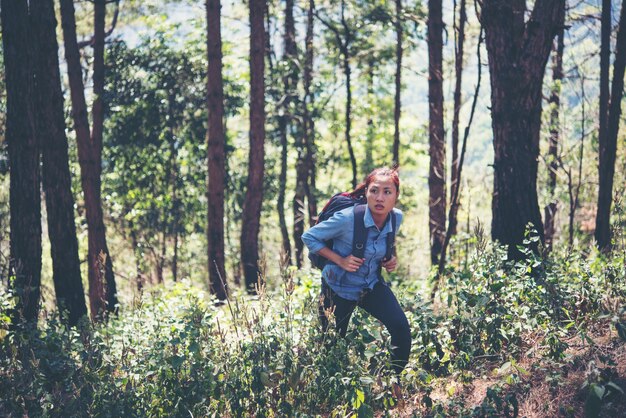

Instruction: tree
[449,0,467,237]
[544,27,565,249]
[206,0,228,300]
[596,0,626,251]
[304,0,318,227]
[1,0,42,324]
[316,0,358,188]
[428,0,446,265]
[60,0,118,319]
[277,0,294,267]
[288,0,308,268]
[480,0,565,258]
[392,0,403,165]
[241,0,266,291]
[32,0,87,325]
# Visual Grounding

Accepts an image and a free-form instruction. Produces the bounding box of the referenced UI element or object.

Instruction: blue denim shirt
[302,205,403,301]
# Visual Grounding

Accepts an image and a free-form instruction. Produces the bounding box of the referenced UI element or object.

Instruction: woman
[301,167,411,376]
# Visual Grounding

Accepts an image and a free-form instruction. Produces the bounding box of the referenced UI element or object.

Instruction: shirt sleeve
[301,208,352,255]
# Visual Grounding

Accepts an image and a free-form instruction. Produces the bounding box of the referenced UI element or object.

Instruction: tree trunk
[428,0,446,265]
[544,28,564,250]
[340,0,357,188]
[92,0,118,313]
[206,0,228,300]
[1,0,42,324]
[242,0,266,291]
[364,58,375,175]
[482,0,564,258]
[60,0,118,319]
[31,0,86,326]
[286,0,306,268]
[304,0,318,226]
[596,0,626,251]
[393,0,403,166]
[450,0,466,237]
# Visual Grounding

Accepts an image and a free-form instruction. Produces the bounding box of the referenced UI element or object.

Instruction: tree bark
[206,0,227,300]
[60,0,118,319]
[1,0,42,324]
[242,0,266,291]
[481,0,564,258]
[364,58,375,175]
[544,28,565,250]
[341,0,357,188]
[393,0,403,166]
[596,0,626,251]
[450,0,466,237]
[31,0,87,326]
[286,0,307,268]
[304,0,318,226]
[428,0,446,265]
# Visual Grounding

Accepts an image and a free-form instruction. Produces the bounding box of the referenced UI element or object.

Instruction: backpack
[308,192,397,272]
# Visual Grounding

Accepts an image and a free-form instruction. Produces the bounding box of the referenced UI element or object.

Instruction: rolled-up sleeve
[301,208,352,255]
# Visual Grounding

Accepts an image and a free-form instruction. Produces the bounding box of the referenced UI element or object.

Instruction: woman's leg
[319,280,357,337]
[359,282,412,374]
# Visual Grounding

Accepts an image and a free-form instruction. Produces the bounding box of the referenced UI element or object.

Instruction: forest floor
[393,320,626,417]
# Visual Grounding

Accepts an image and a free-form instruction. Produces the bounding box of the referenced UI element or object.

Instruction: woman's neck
[372,213,388,230]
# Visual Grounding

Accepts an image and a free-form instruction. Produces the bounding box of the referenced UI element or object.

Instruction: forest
[1,0,626,416]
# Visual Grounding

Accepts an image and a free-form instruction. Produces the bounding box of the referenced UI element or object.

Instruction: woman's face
[365,175,398,218]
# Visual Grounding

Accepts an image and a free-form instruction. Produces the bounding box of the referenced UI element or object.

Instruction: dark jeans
[319,280,412,375]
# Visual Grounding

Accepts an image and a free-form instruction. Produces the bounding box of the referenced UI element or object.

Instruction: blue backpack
[309,192,396,271]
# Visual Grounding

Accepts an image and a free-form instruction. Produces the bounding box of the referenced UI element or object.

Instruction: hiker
[301,167,411,376]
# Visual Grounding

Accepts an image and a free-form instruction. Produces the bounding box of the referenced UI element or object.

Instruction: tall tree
[304,0,318,226]
[60,0,118,319]
[392,0,403,165]
[241,0,266,291]
[286,0,307,268]
[206,0,228,300]
[32,0,87,325]
[544,27,565,249]
[481,0,565,258]
[449,0,467,237]
[277,0,294,267]
[316,0,358,188]
[596,0,626,251]
[428,0,446,265]
[1,0,42,324]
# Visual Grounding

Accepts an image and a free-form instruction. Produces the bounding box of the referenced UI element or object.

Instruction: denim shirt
[301,205,403,301]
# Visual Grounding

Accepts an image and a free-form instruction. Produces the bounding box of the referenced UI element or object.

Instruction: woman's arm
[317,247,364,272]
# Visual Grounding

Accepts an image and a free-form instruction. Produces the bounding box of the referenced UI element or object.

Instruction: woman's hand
[339,255,365,272]
[382,256,397,272]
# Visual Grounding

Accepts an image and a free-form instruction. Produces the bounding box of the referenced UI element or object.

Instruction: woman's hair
[349,167,400,199]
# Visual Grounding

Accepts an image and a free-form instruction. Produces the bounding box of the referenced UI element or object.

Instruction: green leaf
[357,403,374,418]
[592,384,605,400]
[606,382,624,395]
[352,389,365,409]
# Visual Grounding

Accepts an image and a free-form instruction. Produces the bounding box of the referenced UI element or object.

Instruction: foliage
[1,232,624,416]
[101,30,245,282]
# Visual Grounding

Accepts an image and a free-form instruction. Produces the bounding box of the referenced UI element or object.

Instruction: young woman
[301,167,411,375]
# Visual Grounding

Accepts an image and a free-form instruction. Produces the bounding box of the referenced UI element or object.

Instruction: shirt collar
[364,205,393,233]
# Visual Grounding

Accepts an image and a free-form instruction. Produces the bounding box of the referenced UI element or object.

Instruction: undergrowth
[1,234,625,417]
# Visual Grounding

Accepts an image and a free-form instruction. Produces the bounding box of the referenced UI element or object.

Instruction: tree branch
[78,0,120,49]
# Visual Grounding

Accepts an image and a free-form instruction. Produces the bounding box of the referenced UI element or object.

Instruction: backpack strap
[378,211,397,281]
[384,211,397,262]
[352,204,367,259]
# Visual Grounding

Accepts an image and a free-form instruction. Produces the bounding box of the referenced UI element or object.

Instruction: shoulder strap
[352,204,367,258]
[384,212,396,262]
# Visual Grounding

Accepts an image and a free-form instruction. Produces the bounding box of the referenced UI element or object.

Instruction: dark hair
[349,167,400,199]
